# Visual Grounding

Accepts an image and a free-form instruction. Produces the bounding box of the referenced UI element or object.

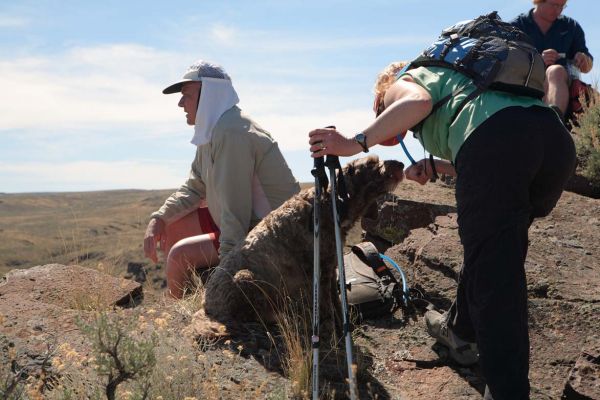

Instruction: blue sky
[1,0,598,193]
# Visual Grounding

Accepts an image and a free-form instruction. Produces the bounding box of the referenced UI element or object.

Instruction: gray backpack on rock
[344,242,401,320]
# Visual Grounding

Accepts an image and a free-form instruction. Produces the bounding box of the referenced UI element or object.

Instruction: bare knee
[167,236,218,270]
[545,65,569,86]
[166,236,218,298]
[165,245,193,298]
[167,240,192,269]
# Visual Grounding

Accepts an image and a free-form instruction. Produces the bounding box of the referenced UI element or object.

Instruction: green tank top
[401,66,546,162]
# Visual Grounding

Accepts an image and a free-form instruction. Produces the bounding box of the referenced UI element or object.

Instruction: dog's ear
[362,201,379,220]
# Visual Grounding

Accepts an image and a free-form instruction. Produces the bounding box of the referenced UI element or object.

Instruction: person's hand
[308,127,361,157]
[574,52,593,73]
[541,49,560,67]
[404,159,432,185]
[144,217,166,263]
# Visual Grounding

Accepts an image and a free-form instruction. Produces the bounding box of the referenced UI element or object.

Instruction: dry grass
[0,189,173,286]
[171,268,208,318]
[274,296,312,399]
[69,290,115,312]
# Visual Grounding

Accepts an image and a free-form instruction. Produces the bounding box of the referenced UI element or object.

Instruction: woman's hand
[404,159,432,185]
[308,127,362,157]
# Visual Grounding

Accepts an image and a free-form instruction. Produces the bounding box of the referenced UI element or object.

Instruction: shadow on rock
[362,194,456,252]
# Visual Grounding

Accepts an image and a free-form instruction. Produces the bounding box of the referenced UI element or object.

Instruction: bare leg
[166,234,219,299]
[544,65,570,114]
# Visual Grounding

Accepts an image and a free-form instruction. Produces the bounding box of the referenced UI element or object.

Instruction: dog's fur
[190,156,404,337]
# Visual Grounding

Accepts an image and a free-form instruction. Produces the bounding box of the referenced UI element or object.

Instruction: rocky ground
[1,181,599,399]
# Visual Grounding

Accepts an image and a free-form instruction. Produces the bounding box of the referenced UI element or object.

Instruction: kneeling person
[144,60,300,298]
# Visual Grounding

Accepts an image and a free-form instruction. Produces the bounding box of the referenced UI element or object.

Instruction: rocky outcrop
[361,188,600,399]
[0,264,142,389]
[1,263,142,308]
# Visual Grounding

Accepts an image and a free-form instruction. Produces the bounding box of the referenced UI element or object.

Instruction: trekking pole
[325,154,358,400]
[310,148,328,400]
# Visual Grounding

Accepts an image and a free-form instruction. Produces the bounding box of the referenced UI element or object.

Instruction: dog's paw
[233,268,254,283]
[184,309,231,340]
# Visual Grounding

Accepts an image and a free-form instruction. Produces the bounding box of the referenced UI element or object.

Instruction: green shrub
[77,312,158,400]
[573,87,600,186]
[0,334,28,400]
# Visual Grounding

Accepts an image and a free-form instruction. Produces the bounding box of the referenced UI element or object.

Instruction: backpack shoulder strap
[351,242,396,279]
[351,242,386,272]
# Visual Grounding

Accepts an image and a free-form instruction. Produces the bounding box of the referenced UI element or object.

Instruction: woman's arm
[405,158,456,185]
[308,77,432,157]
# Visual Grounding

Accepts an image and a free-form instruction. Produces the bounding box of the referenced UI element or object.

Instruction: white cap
[162,60,231,94]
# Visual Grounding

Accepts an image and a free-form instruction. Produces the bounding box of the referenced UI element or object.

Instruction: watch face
[355,133,368,152]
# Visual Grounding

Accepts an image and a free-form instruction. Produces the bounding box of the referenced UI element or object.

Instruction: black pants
[448,106,576,400]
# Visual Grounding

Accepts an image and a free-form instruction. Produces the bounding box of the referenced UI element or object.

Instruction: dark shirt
[511,9,593,67]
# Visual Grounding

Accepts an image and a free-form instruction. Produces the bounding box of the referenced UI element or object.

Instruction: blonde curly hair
[373,61,408,97]
[533,0,568,4]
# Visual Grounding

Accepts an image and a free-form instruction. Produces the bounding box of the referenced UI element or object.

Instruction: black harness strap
[325,155,349,219]
[311,157,329,194]
[429,153,439,183]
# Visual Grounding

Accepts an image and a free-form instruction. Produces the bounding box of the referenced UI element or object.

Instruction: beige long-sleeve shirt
[151,106,300,256]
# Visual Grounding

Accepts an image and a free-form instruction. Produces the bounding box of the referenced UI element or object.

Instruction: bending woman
[308,62,576,400]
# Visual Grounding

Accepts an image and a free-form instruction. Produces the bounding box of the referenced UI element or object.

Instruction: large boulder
[1,263,142,309]
[0,264,142,384]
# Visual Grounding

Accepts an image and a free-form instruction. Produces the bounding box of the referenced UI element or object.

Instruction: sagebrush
[573,85,600,187]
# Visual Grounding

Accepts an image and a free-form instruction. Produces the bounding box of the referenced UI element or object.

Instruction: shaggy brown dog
[191,155,404,337]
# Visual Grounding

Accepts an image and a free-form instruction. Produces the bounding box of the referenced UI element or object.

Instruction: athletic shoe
[425,309,479,366]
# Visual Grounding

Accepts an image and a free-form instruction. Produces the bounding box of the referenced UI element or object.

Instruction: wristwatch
[354,133,369,153]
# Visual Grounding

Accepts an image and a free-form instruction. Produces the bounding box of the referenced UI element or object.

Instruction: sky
[1,0,598,193]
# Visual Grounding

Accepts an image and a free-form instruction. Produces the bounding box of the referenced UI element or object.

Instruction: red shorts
[197,207,220,252]
[163,207,221,255]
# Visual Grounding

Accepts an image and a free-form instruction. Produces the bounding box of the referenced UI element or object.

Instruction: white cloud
[0,46,183,134]
[0,43,366,138]
[0,160,187,192]
[0,35,423,192]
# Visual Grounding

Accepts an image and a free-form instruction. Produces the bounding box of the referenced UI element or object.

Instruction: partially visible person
[308,58,576,399]
[144,60,299,299]
[511,0,594,117]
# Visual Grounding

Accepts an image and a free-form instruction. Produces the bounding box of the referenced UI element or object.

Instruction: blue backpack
[402,11,546,125]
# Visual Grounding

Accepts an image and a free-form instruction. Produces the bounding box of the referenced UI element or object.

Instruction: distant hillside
[0,185,314,278]
[0,189,173,277]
